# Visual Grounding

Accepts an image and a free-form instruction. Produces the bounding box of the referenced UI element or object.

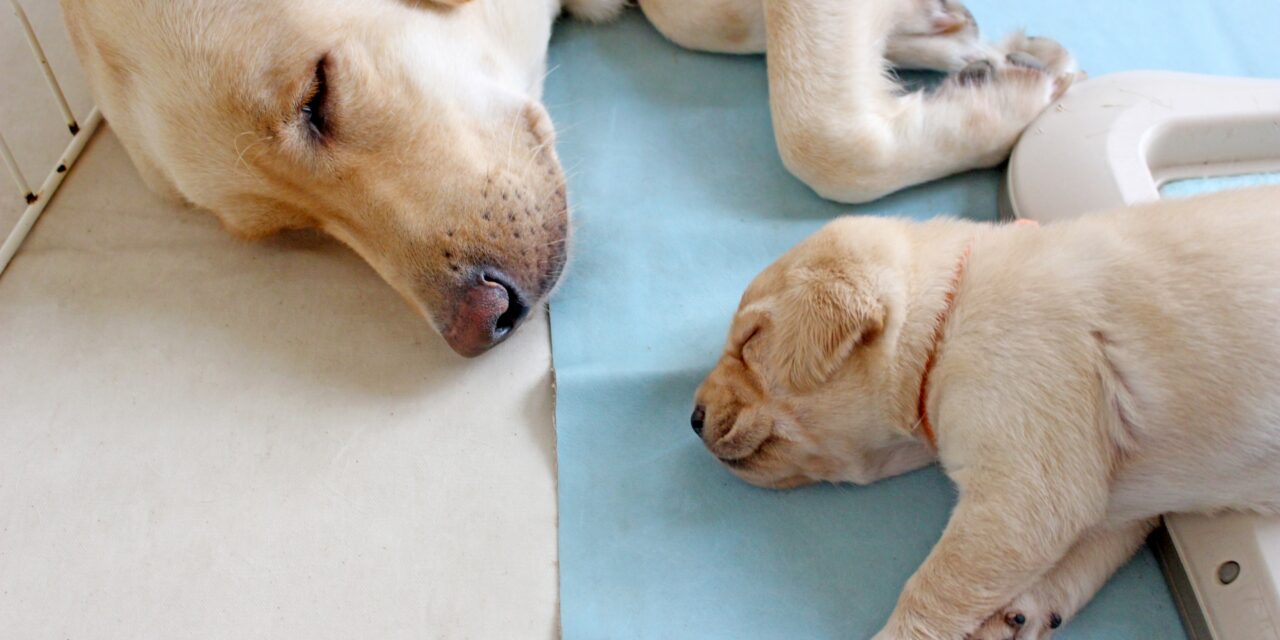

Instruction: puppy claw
[1006,51,1046,71]
[1001,32,1079,76]
[956,59,995,85]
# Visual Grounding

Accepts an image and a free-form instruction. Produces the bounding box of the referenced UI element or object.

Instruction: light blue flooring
[547,3,1280,637]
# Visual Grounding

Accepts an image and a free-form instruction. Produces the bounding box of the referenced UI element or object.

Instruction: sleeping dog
[692,186,1280,639]
[62,0,1077,357]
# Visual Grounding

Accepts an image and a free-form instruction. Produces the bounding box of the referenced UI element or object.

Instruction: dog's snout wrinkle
[718,434,778,469]
[710,410,774,462]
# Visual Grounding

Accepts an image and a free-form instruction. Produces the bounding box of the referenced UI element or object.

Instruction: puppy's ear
[771,261,885,391]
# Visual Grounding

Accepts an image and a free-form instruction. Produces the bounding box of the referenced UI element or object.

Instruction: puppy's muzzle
[691,404,771,465]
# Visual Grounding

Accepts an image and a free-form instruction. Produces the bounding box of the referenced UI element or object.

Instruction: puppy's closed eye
[737,324,764,369]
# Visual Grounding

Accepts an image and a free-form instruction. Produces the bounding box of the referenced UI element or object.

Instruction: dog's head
[692,217,936,489]
[64,0,566,356]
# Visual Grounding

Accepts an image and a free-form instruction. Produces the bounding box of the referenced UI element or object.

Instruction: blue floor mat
[546,3,1280,637]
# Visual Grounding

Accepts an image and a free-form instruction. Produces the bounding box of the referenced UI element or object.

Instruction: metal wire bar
[0,108,102,277]
[0,129,35,204]
[1,0,103,277]
[8,0,80,136]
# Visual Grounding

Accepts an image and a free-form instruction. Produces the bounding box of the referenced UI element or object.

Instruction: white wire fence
[0,0,102,277]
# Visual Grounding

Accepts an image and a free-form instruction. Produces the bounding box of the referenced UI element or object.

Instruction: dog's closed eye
[299,56,332,140]
[733,321,766,371]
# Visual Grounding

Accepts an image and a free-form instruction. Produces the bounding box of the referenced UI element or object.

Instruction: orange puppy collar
[915,220,1038,448]
[915,244,971,449]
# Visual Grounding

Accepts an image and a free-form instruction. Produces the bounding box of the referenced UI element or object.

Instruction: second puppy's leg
[765,0,1077,203]
[871,370,1117,640]
[968,519,1158,640]
[886,0,991,71]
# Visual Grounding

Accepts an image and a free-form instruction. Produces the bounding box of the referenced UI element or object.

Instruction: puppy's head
[692,217,935,489]
[65,0,566,357]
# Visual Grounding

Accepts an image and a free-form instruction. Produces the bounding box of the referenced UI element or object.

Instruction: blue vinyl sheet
[546,3,1280,637]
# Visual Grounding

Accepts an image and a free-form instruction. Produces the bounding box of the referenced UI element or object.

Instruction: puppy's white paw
[967,593,1065,640]
[944,32,1081,112]
[887,0,995,71]
[899,0,978,37]
[1000,33,1080,77]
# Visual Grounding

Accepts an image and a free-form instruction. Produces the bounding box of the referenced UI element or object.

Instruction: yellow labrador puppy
[62,0,1076,357]
[692,186,1280,639]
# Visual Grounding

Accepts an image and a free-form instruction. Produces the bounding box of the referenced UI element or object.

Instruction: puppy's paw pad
[1006,51,1046,71]
[901,0,978,38]
[930,0,977,36]
[1001,33,1079,76]
[968,596,1064,640]
[956,59,996,85]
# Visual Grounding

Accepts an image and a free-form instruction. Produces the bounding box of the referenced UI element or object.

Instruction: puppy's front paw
[927,0,978,37]
[897,0,978,36]
[967,594,1064,640]
[944,33,1081,113]
[1001,33,1079,77]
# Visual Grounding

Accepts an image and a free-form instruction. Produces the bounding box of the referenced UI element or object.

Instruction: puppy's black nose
[691,406,706,437]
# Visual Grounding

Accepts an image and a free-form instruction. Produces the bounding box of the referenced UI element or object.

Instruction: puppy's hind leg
[871,476,1107,639]
[920,46,1078,166]
[870,382,1115,639]
[968,519,1157,640]
[886,0,995,72]
[765,0,1079,203]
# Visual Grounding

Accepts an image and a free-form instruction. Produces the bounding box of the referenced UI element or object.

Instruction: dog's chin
[753,473,817,490]
[726,463,816,490]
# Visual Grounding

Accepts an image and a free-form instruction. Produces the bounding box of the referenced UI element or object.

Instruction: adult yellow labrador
[693,186,1280,639]
[62,0,1077,356]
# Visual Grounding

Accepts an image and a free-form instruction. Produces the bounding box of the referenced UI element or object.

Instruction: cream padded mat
[1,79,558,640]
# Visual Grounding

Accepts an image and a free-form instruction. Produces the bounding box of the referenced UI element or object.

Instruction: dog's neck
[915,244,974,448]
[892,220,987,444]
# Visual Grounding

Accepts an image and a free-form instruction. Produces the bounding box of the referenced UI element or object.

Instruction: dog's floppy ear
[770,260,886,391]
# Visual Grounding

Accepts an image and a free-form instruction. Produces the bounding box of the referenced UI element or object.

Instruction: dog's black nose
[442,268,531,357]
[482,270,530,341]
[691,406,706,437]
